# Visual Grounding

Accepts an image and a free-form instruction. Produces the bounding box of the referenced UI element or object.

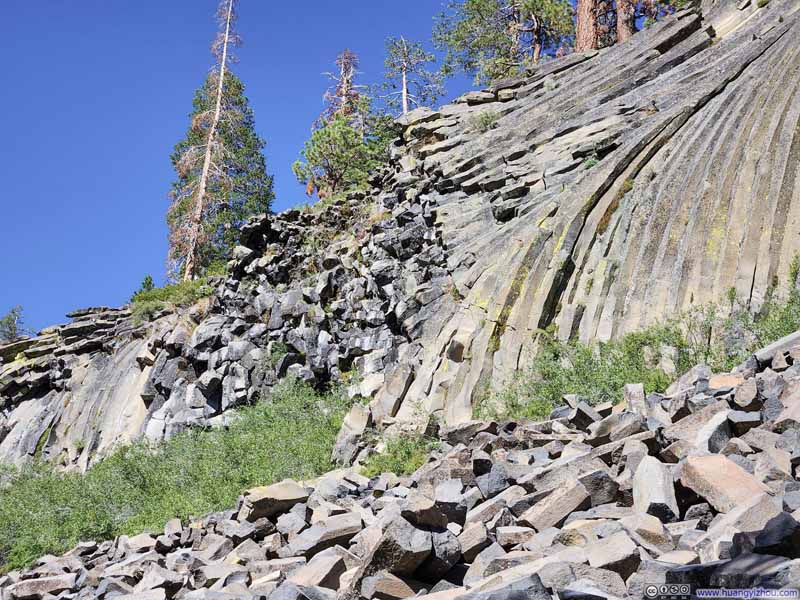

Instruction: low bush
[0,379,348,572]
[484,270,800,420]
[131,278,212,307]
[361,435,439,478]
[480,323,684,420]
[468,110,499,133]
[130,278,213,323]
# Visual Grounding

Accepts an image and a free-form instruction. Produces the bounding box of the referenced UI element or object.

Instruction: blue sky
[0,1,472,332]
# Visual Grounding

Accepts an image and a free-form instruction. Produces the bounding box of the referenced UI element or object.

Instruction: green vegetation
[583,154,600,169]
[0,306,29,343]
[469,110,500,133]
[167,71,274,281]
[130,278,213,323]
[483,270,800,420]
[131,275,155,300]
[294,50,397,201]
[0,379,348,572]
[265,341,290,368]
[756,0,769,8]
[434,0,574,85]
[293,106,396,199]
[362,435,439,478]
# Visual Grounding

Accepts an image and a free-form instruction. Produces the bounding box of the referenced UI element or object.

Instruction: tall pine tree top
[167,72,274,279]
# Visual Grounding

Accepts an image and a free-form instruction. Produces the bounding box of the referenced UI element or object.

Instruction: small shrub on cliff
[468,110,499,133]
[0,379,347,572]
[130,278,213,323]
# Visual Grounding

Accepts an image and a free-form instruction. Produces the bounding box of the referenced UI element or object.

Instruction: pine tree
[167,0,273,281]
[293,114,389,197]
[295,51,396,199]
[577,0,681,49]
[0,306,29,343]
[434,0,574,85]
[381,37,445,115]
[575,0,599,50]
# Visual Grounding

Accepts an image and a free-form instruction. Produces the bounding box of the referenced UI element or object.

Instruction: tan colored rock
[695,493,782,562]
[496,526,537,548]
[679,455,771,513]
[7,574,77,599]
[239,479,309,521]
[464,485,526,525]
[518,482,591,531]
[657,550,699,565]
[286,548,346,589]
[775,387,800,432]
[621,513,674,554]
[586,531,641,579]
[361,571,418,599]
[458,521,491,562]
[283,512,363,558]
[708,373,744,390]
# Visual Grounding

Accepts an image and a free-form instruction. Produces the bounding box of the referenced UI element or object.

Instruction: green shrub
[480,323,684,420]
[265,342,290,368]
[130,278,213,323]
[361,435,439,478]
[131,278,212,307]
[485,271,800,420]
[583,154,600,170]
[0,379,348,572]
[130,300,169,324]
[468,110,499,133]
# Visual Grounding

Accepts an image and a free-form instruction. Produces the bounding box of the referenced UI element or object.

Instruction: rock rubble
[3,332,800,598]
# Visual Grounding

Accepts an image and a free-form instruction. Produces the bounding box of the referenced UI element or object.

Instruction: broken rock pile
[3,332,800,598]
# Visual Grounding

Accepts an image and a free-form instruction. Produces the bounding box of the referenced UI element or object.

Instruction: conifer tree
[381,37,445,115]
[434,0,574,85]
[0,306,29,343]
[294,51,396,199]
[167,0,273,281]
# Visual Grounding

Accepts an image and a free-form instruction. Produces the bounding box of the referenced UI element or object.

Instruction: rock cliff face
[1,0,799,467]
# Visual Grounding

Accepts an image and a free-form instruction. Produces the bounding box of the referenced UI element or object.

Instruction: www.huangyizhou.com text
[694,589,799,599]
[645,585,800,599]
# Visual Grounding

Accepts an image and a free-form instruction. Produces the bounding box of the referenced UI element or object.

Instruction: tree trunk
[401,68,409,115]
[576,0,599,52]
[616,0,636,43]
[184,0,234,282]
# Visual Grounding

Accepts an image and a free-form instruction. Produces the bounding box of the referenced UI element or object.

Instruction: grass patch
[0,379,348,572]
[361,435,439,478]
[130,279,213,323]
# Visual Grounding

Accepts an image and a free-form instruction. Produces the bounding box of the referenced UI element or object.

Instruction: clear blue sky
[0,1,472,332]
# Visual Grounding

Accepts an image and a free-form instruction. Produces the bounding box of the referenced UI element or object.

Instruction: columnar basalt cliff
[1,0,799,469]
